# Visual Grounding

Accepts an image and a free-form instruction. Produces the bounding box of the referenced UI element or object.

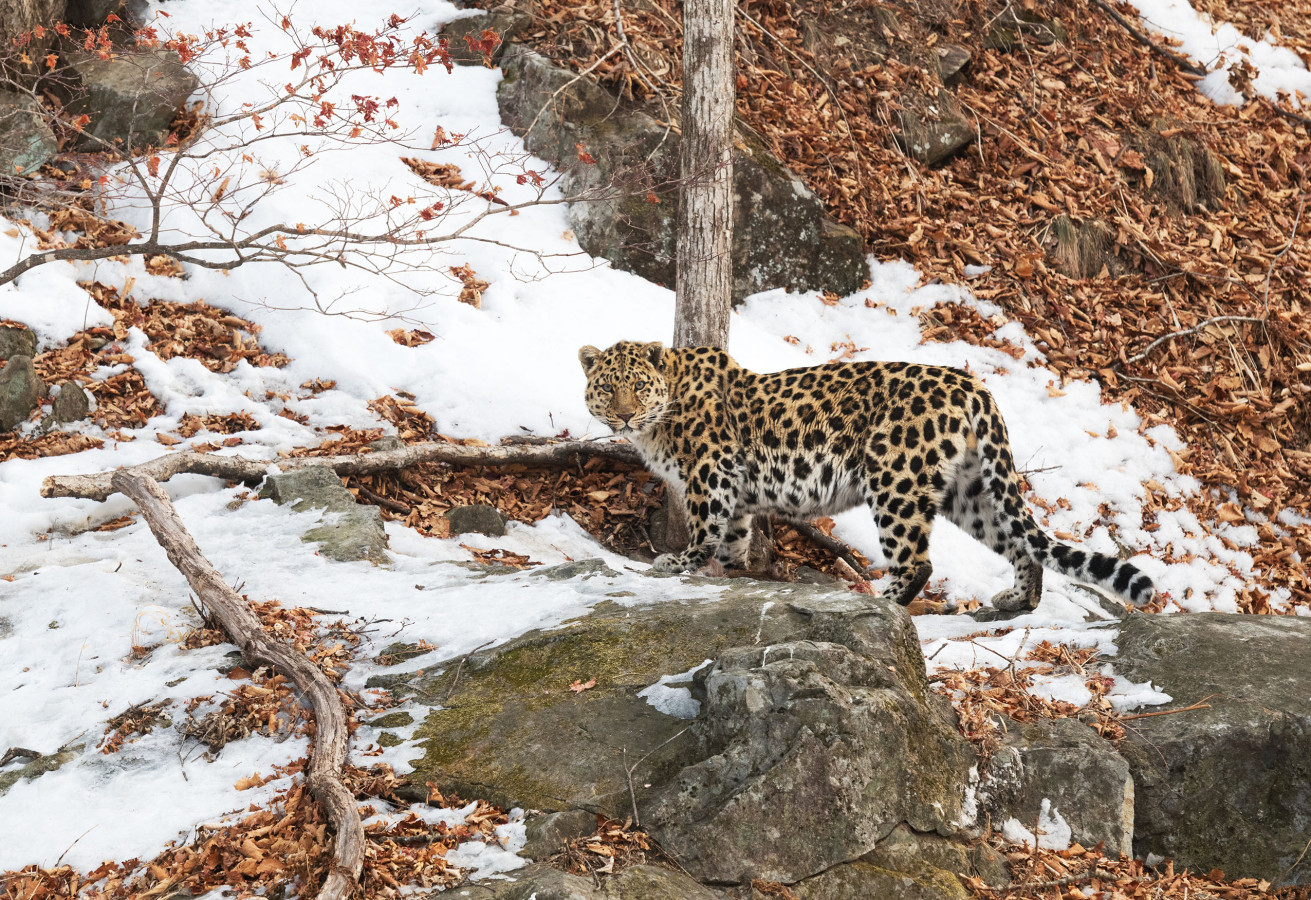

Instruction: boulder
[985,717,1134,856]
[522,808,596,861]
[471,863,726,899]
[442,6,532,67]
[1114,612,1311,885]
[446,503,508,537]
[896,90,975,167]
[258,467,390,564]
[0,0,66,61]
[789,860,968,900]
[50,380,90,423]
[936,45,972,86]
[63,49,198,151]
[496,49,865,303]
[0,323,37,361]
[398,573,976,888]
[0,90,57,178]
[0,355,46,431]
[63,0,126,27]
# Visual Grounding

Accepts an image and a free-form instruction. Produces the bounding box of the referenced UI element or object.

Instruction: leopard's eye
[634,380,648,392]
[596,381,613,393]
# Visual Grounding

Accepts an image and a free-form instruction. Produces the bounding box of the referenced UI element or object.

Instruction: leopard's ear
[645,341,664,368]
[578,345,603,373]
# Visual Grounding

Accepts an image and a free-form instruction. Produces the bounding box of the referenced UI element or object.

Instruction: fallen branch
[1086,0,1206,77]
[110,470,363,900]
[1117,695,1213,720]
[787,521,867,574]
[42,439,643,502]
[1120,315,1265,366]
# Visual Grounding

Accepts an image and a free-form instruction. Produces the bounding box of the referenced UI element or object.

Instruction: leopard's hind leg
[940,445,1043,611]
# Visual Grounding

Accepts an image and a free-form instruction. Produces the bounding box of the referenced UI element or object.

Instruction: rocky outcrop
[0,90,57,179]
[63,49,198,151]
[493,48,865,303]
[0,355,46,431]
[985,717,1134,856]
[1113,612,1311,885]
[459,863,725,899]
[395,570,976,892]
[259,467,390,564]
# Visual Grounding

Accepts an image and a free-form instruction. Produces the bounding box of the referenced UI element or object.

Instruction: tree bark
[109,471,363,900]
[672,0,735,350]
[42,439,643,502]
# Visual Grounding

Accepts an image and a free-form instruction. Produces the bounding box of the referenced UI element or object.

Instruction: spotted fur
[579,340,1155,610]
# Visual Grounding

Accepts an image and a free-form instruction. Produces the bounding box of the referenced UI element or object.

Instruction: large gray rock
[471,863,725,899]
[985,717,1134,857]
[0,90,57,178]
[0,324,37,361]
[0,355,46,431]
[1114,612,1311,885]
[259,467,390,564]
[496,49,865,303]
[399,575,975,888]
[63,49,198,151]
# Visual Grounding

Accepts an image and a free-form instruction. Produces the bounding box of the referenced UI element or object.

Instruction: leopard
[579,339,1155,611]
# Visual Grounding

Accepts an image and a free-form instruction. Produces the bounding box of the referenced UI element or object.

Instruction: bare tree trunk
[672,0,734,350]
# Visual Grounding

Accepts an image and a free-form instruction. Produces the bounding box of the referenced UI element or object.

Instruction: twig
[613,0,676,160]
[354,484,411,515]
[110,471,364,900]
[1087,0,1206,77]
[0,747,41,767]
[1117,695,1213,720]
[1262,197,1305,315]
[42,439,644,502]
[1121,315,1265,365]
[443,641,495,704]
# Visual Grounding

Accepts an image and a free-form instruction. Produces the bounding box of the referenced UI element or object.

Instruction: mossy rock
[403,574,974,886]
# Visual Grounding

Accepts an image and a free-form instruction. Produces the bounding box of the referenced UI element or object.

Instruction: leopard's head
[579,340,670,435]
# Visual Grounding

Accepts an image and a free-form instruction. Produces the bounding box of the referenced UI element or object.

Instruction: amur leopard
[579,340,1155,611]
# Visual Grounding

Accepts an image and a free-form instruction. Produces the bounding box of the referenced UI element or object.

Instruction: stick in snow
[42,439,644,502]
[110,470,364,900]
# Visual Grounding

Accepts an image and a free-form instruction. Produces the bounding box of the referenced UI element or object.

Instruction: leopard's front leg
[652,456,740,575]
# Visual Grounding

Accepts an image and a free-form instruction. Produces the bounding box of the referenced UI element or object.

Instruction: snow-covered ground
[1124,0,1311,108]
[0,0,1293,878]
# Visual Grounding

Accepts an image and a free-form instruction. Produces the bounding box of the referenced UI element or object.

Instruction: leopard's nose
[617,412,634,424]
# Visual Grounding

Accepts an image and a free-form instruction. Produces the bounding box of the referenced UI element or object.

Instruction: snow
[638,659,713,719]
[1002,799,1073,851]
[1123,0,1311,109]
[0,0,1281,878]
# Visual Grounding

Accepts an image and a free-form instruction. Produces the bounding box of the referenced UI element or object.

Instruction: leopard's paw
[652,553,687,575]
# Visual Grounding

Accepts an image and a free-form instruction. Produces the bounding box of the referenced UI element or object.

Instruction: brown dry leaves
[554,817,665,879]
[971,839,1285,899]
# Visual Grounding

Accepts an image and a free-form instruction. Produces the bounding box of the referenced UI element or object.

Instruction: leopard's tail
[969,383,1156,606]
[1026,529,1156,605]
